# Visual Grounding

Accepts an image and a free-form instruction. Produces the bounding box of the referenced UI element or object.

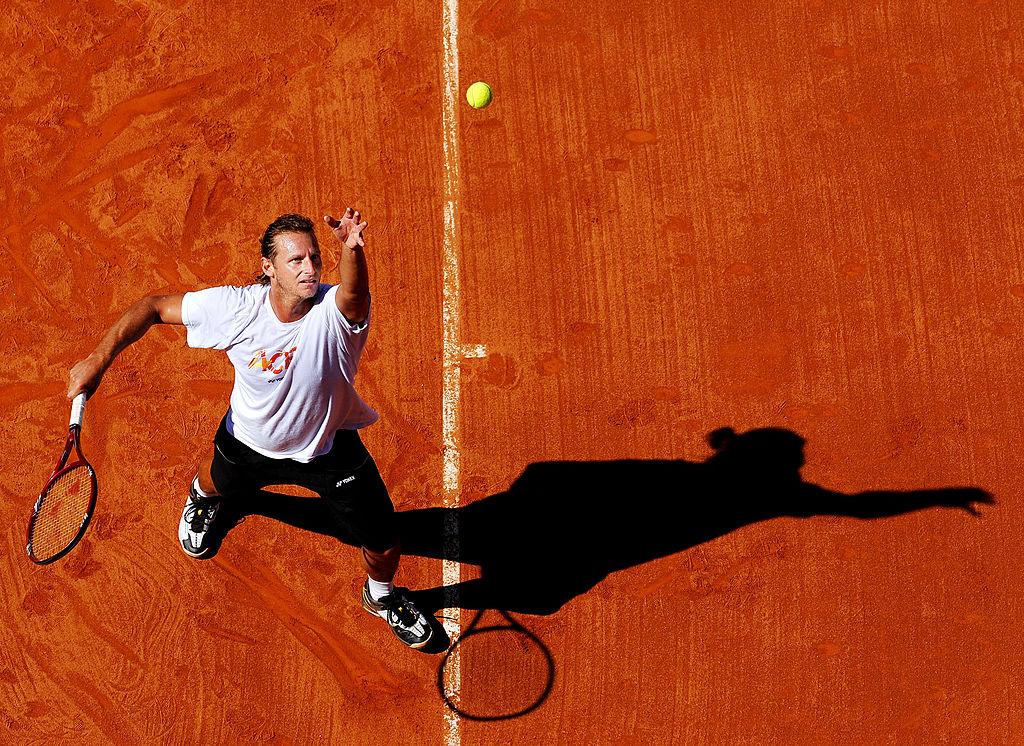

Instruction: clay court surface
[2,0,1023,743]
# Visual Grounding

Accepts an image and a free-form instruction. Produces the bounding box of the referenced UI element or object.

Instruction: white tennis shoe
[178,484,221,558]
[361,581,433,649]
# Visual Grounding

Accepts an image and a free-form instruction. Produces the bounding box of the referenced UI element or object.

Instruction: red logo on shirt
[248,347,298,375]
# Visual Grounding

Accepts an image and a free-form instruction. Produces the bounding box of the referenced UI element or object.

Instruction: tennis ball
[466,81,492,109]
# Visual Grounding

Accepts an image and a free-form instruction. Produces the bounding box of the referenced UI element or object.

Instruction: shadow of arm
[788,485,994,519]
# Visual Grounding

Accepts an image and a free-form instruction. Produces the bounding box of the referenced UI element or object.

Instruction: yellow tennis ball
[466,81,492,109]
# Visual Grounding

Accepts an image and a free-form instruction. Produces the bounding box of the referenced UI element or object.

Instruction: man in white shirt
[67,210,432,649]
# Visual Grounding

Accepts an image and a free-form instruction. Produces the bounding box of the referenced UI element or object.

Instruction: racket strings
[31,466,94,559]
[440,621,555,720]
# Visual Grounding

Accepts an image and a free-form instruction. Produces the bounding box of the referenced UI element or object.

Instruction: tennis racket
[437,609,555,720]
[27,393,98,564]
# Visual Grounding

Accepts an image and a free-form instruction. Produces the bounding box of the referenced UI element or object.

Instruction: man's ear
[261,256,274,279]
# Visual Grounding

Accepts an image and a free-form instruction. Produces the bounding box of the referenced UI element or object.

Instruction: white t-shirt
[181,283,378,462]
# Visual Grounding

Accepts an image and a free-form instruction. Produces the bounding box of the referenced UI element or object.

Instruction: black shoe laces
[381,595,419,628]
[185,497,219,531]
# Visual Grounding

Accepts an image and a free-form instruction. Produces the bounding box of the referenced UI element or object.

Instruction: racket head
[438,609,555,721]
[27,429,97,565]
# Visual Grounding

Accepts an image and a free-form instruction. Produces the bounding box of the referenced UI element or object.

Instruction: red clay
[2,0,1021,743]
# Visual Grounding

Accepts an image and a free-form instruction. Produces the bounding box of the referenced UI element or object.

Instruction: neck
[268,286,313,323]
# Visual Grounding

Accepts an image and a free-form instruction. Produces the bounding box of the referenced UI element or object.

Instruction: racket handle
[70,393,87,429]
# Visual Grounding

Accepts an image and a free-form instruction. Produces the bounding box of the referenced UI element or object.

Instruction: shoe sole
[180,543,211,559]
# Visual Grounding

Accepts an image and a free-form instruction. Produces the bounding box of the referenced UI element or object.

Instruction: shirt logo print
[248,347,298,375]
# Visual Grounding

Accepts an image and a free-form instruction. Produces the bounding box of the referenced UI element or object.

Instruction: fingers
[67,378,90,400]
[325,208,368,247]
[323,209,364,226]
[68,356,104,399]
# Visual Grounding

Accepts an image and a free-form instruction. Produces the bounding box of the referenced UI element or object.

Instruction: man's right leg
[179,449,223,558]
[197,452,218,496]
[180,416,275,558]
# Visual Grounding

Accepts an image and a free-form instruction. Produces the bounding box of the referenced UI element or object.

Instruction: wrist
[88,347,114,372]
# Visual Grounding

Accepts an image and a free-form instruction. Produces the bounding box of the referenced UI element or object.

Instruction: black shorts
[210,416,397,553]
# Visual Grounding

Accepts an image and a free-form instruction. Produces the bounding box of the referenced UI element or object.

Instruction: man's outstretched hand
[939,487,995,516]
[324,208,367,249]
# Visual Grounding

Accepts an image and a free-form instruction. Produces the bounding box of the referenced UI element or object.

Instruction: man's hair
[256,213,320,285]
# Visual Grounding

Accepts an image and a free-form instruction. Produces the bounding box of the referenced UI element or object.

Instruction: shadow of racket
[437,609,555,721]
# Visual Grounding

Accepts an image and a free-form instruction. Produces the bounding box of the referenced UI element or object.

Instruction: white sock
[192,476,217,499]
[367,577,394,600]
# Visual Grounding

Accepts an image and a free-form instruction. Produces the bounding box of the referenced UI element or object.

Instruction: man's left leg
[314,432,433,649]
[362,543,400,593]
[358,541,432,649]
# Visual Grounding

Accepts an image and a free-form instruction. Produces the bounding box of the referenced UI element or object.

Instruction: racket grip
[70,393,86,428]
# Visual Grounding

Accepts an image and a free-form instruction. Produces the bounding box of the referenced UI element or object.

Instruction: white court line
[441,0,462,740]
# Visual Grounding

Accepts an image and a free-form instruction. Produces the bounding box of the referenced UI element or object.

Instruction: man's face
[263,231,322,301]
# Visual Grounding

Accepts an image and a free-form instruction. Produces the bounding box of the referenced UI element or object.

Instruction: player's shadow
[397,426,993,615]
[207,490,454,653]
[211,426,992,618]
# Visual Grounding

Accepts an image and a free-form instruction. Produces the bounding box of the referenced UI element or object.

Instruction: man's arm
[68,294,184,399]
[324,208,370,324]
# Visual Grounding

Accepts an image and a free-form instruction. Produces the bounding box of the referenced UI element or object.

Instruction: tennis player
[67,210,432,649]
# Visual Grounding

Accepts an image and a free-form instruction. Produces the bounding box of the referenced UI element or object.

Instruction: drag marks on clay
[633,540,788,602]
[215,549,399,692]
[0,235,61,311]
[89,521,196,641]
[224,705,280,743]
[53,576,143,667]
[180,173,209,253]
[53,73,218,185]
[195,615,260,647]
[0,381,65,410]
[781,402,844,422]
[375,47,437,116]
[384,431,443,496]
[357,367,442,493]
[10,144,163,242]
[19,643,143,745]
